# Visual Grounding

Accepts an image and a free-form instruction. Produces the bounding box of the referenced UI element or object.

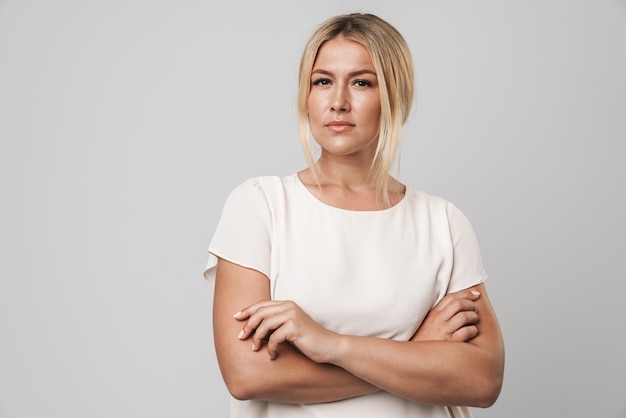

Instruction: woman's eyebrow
[311,69,377,77]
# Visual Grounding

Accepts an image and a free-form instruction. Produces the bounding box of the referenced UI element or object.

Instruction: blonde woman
[205,13,504,418]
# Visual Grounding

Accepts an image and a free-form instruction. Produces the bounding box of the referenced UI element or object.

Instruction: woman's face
[307,36,381,161]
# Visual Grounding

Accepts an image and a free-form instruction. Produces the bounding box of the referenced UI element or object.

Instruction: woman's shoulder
[403,185,450,210]
[403,186,474,230]
[231,174,296,192]
[224,174,298,204]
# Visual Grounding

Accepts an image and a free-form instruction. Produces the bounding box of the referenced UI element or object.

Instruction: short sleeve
[445,202,488,293]
[203,178,272,283]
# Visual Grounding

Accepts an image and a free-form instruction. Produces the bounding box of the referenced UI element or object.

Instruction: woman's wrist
[327,333,352,367]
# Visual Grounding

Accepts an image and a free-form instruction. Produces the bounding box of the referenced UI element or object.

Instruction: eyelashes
[311,78,373,87]
[353,79,372,87]
[312,77,331,86]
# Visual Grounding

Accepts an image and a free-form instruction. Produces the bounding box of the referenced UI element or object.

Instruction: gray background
[1,0,625,417]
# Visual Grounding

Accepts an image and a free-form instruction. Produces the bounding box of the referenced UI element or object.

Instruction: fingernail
[251,342,255,351]
[238,329,244,339]
[471,291,480,296]
[233,311,242,318]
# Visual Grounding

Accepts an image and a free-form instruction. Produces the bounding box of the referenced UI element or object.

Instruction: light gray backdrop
[1,1,625,417]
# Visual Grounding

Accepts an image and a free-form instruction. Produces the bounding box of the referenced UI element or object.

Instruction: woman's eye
[354,79,372,87]
[312,78,331,86]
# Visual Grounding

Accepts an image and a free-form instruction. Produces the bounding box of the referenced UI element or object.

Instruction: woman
[205,13,504,418]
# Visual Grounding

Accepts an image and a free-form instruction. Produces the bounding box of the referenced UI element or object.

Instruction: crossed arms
[213,257,504,407]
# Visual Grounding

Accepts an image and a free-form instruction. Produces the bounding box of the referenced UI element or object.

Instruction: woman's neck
[297,158,405,211]
[315,156,375,191]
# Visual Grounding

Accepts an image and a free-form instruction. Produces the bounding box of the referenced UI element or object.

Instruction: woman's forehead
[313,37,375,72]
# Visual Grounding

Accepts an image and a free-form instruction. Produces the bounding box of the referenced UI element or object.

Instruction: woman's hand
[234,300,339,363]
[412,289,481,342]
[235,288,481,363]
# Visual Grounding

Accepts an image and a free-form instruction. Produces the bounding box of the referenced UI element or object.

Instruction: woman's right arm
[214,257,482,403]
[213,257,378,403]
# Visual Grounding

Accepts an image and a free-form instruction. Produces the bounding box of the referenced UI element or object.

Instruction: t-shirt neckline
[292,173,407,214]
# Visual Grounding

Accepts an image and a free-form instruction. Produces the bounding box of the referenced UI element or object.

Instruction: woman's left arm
[238,282,504,407]
[331,282,504,407]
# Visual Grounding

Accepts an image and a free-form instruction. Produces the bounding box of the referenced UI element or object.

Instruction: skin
[308,36,381,162]
[214,259,486,404]
[212,35,505,406]
[236,283,503,406]
[303,36,404,210]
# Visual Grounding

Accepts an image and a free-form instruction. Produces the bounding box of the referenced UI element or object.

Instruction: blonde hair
[297,13,414,202]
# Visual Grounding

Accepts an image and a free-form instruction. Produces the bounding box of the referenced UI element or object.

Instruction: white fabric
[205,174,487,418]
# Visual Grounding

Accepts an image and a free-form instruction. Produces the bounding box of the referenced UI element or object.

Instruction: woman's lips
[325,120,355,133]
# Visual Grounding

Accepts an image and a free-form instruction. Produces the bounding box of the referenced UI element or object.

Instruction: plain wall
[1,1,625,417]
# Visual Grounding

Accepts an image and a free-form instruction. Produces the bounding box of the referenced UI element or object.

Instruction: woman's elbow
[470,340,505,408]
[217,349,271,400]
[224,373,260,401]
[228,386,254,402]
[472,385,501,408]
[471,368,504,408]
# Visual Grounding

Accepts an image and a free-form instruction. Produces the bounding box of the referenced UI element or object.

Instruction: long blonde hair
[298,13,414,202]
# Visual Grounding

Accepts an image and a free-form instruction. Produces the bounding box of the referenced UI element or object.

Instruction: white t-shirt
[205,174,487,418]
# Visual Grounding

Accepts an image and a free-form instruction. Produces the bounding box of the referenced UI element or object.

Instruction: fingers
[446,309,479,342]
[437,298,478,328]
[413,288,482,342]
[266,326,291,360]
[233,299,279,322]
[233,300,302,358]
[235,302,287,347]
[451,324,479,342]
[434,288,480,313]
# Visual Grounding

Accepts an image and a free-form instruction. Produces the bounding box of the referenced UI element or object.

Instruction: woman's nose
[330,87,350,112]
